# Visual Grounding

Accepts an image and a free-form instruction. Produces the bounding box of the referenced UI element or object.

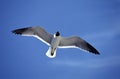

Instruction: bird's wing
[12,26,53,46]
[58,36,100,54]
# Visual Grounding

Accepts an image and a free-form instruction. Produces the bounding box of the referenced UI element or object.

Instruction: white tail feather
[46,47,57,58]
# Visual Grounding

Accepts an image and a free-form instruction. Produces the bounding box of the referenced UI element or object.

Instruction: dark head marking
[55,31,60,36]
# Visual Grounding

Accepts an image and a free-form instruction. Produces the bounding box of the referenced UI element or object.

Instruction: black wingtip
[93,51,100,55]
[90,49,100,55]
[86,43,100,55]
[91,49,100,55]
[12,30,21,35]
[12,29,21,35]
[90,47,100,55]
[11,27,30,35]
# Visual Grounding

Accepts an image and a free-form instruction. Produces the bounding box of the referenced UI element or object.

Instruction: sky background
[1,0,120,79]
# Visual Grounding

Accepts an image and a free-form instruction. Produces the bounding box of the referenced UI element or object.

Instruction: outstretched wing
[58,36,100,54]
[12,26,53,46]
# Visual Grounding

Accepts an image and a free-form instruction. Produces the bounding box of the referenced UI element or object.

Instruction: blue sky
[1,0,120,79]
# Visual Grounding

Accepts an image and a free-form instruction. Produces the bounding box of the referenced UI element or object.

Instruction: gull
[12,26,100,58]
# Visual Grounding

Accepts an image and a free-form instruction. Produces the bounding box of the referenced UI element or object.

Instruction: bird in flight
[12,26,100,58]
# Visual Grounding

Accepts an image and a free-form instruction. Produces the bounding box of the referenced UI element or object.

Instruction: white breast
[51,36,61,48]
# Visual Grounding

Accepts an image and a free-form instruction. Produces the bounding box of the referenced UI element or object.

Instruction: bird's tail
[46,47,57,58]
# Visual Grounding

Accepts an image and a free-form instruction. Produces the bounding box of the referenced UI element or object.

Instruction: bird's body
[46,35,61,58]
[12,26,100,58]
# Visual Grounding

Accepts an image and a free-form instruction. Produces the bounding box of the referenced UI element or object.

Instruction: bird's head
[54,31,60,37]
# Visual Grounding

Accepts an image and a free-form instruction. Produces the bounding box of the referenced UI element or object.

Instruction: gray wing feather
[12,26,53,45]
[59,36,100,54]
